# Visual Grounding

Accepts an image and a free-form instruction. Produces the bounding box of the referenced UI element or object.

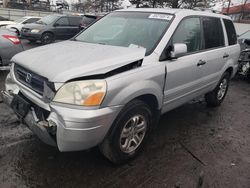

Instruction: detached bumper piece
[1,90,56,146]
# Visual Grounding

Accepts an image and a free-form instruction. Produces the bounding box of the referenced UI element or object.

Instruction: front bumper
[1,88,122,152]
[21,32,41,41]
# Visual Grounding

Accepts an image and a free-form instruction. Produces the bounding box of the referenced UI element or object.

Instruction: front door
[53,17,71,40]
[162,17,205,113]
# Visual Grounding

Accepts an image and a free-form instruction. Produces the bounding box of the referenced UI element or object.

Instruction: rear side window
[69,17,81,26]
[202,17,224,49]
[172,17,201,53]
[223,19,237,45]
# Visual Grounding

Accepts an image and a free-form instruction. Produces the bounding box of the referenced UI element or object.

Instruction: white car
[0,21,16,28]
[6,16,41,35]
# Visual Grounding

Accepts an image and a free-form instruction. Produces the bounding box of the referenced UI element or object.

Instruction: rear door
[199,17,227,89]
[68,17,82,37]
[222,19,240,74]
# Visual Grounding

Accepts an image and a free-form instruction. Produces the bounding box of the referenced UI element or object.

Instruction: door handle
[197,60,206,66]
[223,53,229,58]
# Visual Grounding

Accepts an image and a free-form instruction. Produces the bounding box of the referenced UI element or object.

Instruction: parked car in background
[6,16,41,35]
[0,29,23,69]
[238,33,250,81]
[0,16,9,21]
[238,30,250,50]
[79,14,102,30]
[0,21,16,28]
[1,9,240,163]
[21,14,82,44]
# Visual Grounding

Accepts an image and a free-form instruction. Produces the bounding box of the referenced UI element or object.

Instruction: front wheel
[205,72,230,107]
[99,100,152,164]
[41,32,54,45]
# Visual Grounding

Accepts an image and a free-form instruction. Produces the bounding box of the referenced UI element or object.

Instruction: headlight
[30,29,40,33]
[53,80,106,106]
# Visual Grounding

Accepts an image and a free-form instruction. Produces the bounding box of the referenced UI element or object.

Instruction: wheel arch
[41,31,55,38]
[225,66,234,78]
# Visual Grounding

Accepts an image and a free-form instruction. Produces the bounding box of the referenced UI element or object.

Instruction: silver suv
[1,9,240,163]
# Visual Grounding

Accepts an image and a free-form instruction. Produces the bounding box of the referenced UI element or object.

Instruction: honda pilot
[2,9,240,163]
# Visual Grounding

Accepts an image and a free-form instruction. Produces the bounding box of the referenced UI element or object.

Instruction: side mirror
[54,23,59,27]
[170,43,187,59]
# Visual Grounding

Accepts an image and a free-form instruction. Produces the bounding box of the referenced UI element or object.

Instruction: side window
[56,17,69,26]
[69,17,81,26]
[202,17,224,49]
[223,19,237,45]
[172,17,201,53]
[25,18,40,24]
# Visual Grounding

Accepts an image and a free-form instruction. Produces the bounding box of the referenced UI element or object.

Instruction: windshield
[239,30,250,39]
[15,17,26,23]
[36,15,59,25]
[75,12,173,54]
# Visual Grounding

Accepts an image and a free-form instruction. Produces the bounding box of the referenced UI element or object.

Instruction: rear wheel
[41,32,54,45]
[99,100,152,164]
[205,72,230,107]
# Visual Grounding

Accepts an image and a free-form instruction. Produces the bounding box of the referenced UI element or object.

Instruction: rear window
[69,17,82,26]
[202,17,224,49]
[223,19,237,45]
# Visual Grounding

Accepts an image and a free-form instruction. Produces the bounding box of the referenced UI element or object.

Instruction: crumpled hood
[12,41,146,82]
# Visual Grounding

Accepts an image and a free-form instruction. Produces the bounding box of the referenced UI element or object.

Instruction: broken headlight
[53,80,106,106]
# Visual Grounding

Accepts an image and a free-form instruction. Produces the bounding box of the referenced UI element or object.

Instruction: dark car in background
[238,30,250,50]
[0,29,23,69]
[21,14,82,44]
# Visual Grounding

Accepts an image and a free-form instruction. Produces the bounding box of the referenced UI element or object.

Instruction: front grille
[14,64,49,95]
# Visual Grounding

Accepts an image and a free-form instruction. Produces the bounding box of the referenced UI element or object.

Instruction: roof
[116,8,231,19]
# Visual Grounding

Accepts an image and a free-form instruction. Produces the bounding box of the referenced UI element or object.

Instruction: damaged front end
[1,60,141,151]
[2,69,57,146]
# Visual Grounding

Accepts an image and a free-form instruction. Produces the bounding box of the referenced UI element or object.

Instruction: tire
[99,100,152,164]
[41,32,54,45]
[205,72,230,107]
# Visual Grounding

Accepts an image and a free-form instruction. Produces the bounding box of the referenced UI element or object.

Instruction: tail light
[2,35,21,45]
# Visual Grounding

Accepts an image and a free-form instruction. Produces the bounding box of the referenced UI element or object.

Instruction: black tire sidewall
[206,72,230,106]
[105,100,152,163]
[41,32,54,44]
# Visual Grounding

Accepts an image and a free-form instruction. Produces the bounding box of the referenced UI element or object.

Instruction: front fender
[102,63,166,109]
